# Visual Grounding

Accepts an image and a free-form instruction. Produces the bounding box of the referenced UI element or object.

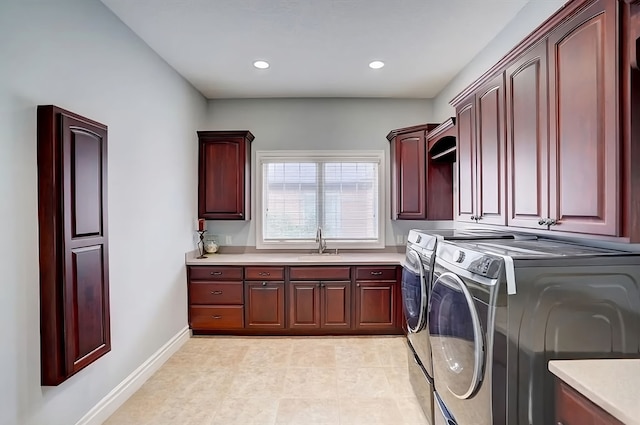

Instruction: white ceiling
[100,0,533,99]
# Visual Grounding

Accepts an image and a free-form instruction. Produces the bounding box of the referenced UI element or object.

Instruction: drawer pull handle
[258,272,271,276]
[212,315,222,319]
[370,271,383,276]
[211,290,223,295]
[210,271,223,276]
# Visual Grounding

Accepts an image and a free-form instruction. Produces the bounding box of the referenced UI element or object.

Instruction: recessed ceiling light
[253,60,270,69]
[369,60,385,69]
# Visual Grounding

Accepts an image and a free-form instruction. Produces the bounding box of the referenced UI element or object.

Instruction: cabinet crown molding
[386,123,438,141]
[450,0,594,107]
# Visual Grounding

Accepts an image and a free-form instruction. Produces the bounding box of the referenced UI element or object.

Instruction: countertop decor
[549,359,640,425]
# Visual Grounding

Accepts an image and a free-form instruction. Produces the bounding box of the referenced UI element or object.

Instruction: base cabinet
[245,281,285,329]
[288,281,351,329]
[187,266,244,330]
[555,380,623,425]
[354,266,398,331]
[188,264,402,335]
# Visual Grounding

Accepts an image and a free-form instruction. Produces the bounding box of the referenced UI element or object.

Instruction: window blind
[261,156,380,243]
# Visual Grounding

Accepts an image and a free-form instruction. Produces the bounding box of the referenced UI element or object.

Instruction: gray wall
[0,1,206,424]
[204,98,453,248]
[432,0,568,121]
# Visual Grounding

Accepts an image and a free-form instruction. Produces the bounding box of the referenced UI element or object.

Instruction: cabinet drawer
[355,266,397,281]
[245,266,285,281]
[290,266,351,280]
[190,306,244,329]
[189,282,243,305]
[189,266,243,281]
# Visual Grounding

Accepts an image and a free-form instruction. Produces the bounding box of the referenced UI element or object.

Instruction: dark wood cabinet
[245,281,285,329]
[354,266,398,331]
[289,266,351,329]
[456,97,477,223]
[188,264,402,335]
[547,0,618,236]
[452,0,634,239]
[506,40,549,230]
[387,124,452,220]
[197,131,253,220]
[555,380,623,425]
[37,105,111,386]
[456,73,506,225]
[475,74,507,225]
[187,266,244,330]
[289,282,321,329]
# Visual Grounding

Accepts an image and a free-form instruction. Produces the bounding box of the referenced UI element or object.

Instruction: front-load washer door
[401,248,427,333]
[428,272,484,400]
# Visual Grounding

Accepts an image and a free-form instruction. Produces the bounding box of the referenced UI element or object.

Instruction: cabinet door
[476,73,507,225]
[288,282,321,329]
[392,130,427,219]
[198,131,252,220]
[245,281,285,328]
[321,282,352,329]
[354,281,396,330]
[38,106,111,386]
[456,97,477,223]
[555,380,623,425]
[547,0,618,236]
[506,41,549,229]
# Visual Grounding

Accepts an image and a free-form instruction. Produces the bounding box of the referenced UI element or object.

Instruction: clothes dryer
[400,229,535,423]
[428,238,640,425]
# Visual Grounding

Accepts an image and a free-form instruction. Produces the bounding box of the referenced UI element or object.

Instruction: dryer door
[401,248,427,333]
[428,272,484,399]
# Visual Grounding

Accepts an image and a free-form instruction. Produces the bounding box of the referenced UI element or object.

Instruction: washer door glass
[428,272,483,399]
[401,248,427,333]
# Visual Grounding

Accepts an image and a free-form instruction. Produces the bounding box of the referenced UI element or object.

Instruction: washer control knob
[453,249,465,263]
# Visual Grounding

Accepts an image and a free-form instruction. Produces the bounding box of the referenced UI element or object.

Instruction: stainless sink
[297,254,343,261]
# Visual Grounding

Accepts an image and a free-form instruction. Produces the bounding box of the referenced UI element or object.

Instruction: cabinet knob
[258,272,270,276]
[538,218,547,226]
[356,283,361,287]
[262,281,268,286]
[470,215,476,220]
[547,219,558,226]
[212,315,222,319]
[475,215,482,221]
[320,282,325,288]
[211,290,223,295]
[210,271,223,276]
[557,422,564,425]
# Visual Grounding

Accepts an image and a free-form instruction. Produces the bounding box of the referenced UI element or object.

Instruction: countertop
[549,359,640,425]
[185,251,405,266]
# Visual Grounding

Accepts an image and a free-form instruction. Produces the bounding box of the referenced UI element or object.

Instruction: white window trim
[255,150,385,250]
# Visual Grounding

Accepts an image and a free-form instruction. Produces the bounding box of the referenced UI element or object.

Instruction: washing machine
[400,229,536,424]
[428,238,640,425]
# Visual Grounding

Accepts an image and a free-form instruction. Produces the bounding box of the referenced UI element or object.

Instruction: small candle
[198,219,205,231]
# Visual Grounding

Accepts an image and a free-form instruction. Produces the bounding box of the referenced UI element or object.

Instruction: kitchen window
[256,150,385,249]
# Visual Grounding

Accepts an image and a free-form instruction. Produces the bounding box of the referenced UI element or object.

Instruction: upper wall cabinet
[387,123,453,220]
[505,40,549,230]
[37,105,111,385]
[546,0,618,236]
[453,0,640,240]
[198,131,254,220]
[456,73,507,226]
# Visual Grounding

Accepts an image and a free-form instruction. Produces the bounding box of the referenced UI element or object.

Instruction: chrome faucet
[315,227,327,254]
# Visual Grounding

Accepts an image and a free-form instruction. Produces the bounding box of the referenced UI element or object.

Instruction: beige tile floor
[104,335,429,425]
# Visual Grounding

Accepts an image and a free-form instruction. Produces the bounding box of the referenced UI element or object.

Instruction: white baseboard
[75,326,191,425]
